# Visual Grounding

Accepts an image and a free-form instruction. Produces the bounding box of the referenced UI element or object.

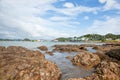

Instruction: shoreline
[0,42,120,80]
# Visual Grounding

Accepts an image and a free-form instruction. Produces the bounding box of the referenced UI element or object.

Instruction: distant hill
[55,33,120,42]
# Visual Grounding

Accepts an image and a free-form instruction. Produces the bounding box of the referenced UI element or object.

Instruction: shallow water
[45,52,95,80]
[0,41,103,80]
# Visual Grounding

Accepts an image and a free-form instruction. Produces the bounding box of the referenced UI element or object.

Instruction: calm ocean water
[0,41,103,49]
[0,41,103,80]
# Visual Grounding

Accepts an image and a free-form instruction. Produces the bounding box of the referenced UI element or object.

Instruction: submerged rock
[38,46,48,51]
[72,51,100,68]
[0,46,61,80]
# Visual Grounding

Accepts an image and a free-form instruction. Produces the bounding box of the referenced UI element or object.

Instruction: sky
[0,0,120,39]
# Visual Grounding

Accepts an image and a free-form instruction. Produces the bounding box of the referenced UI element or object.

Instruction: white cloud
[84,16,89,20]
[55,6,99,16]
[99,0,120,10]
[99,0,106,3]
[0,0,81,39]
[63,2,74,8]
[86,17,120,34]
[49,16,70,21]
[103,15,111,20]
[0,0,120,39]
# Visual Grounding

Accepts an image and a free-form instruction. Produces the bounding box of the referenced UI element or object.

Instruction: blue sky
[0,0,120,39]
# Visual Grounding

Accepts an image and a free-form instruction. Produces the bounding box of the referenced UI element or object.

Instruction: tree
[24,38,31,41]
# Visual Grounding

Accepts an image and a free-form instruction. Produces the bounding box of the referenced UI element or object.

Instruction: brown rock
[38,46,48,51]
[53,45,87,52]
[68,78,85,80]
[96,61,120,80]
[80,44,97,47]
[0,46,6,51]
[72,51,100,68]
[68,74,99,80]
[0,46,61,80]
[46,51,54,56]
[65,56,72,60]
[68,61,120,80]
[93,46,103,51]
[7,46,28,52]
[106,49,120,60]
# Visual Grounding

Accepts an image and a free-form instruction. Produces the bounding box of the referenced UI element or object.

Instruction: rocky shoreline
[0,46,61,80]
[0,42,120,80]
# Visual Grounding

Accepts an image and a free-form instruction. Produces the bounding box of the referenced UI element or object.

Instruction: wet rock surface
[68,62,120,80]
[38,45,48,51]
[80,44,97,47]
[93,43,120,52]
[68,42,120,80]
[0,46,61,80]
[46,51,54,56]
[95,61,120,80]
[0,46,6,51]
[0,42,120,80]
[106,49,120,60]
[72,51,100,68]
[53,45,87,52]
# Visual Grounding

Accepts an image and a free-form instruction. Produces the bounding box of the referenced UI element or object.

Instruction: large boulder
[106,49,120,60]
[68,43,120,80]
[0,46,61,80]
[53,45,87,52]
[95,61,120,80]
[0,46,6,51]
[38,46,48,51]
[6,46,28,52]
[72,51,100,68]
[93,43,120,52]
[68,61,120,80]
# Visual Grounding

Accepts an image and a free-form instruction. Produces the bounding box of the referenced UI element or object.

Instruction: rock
[46,51,54,56]
[93,46,103,51]
[105,42,120,46]
[7,46,28,52]
[94,43,120,52]
[72,51,100,68]
[68,74,99,80]
[80,44,97,47]
[65,56,72,60]
[95,61,120,80]
[68,61,120,80]
[0,46,6,51]
[106,49,120,60]
[0,46,61,80]
[68,78,85,80]
[53,45,87,52]
[38,46,48,51]
[94,51,111,61]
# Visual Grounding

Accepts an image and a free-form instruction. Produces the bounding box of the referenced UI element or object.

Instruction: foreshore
[0,42,120,80]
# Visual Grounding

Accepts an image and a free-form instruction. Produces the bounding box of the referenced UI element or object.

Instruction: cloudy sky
[0,0,120,39]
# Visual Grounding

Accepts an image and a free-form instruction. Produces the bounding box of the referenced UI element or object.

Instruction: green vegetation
[0,33,120,42]
[55,37,72,42]
[23,38,31,41]
[55,33,120,42]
